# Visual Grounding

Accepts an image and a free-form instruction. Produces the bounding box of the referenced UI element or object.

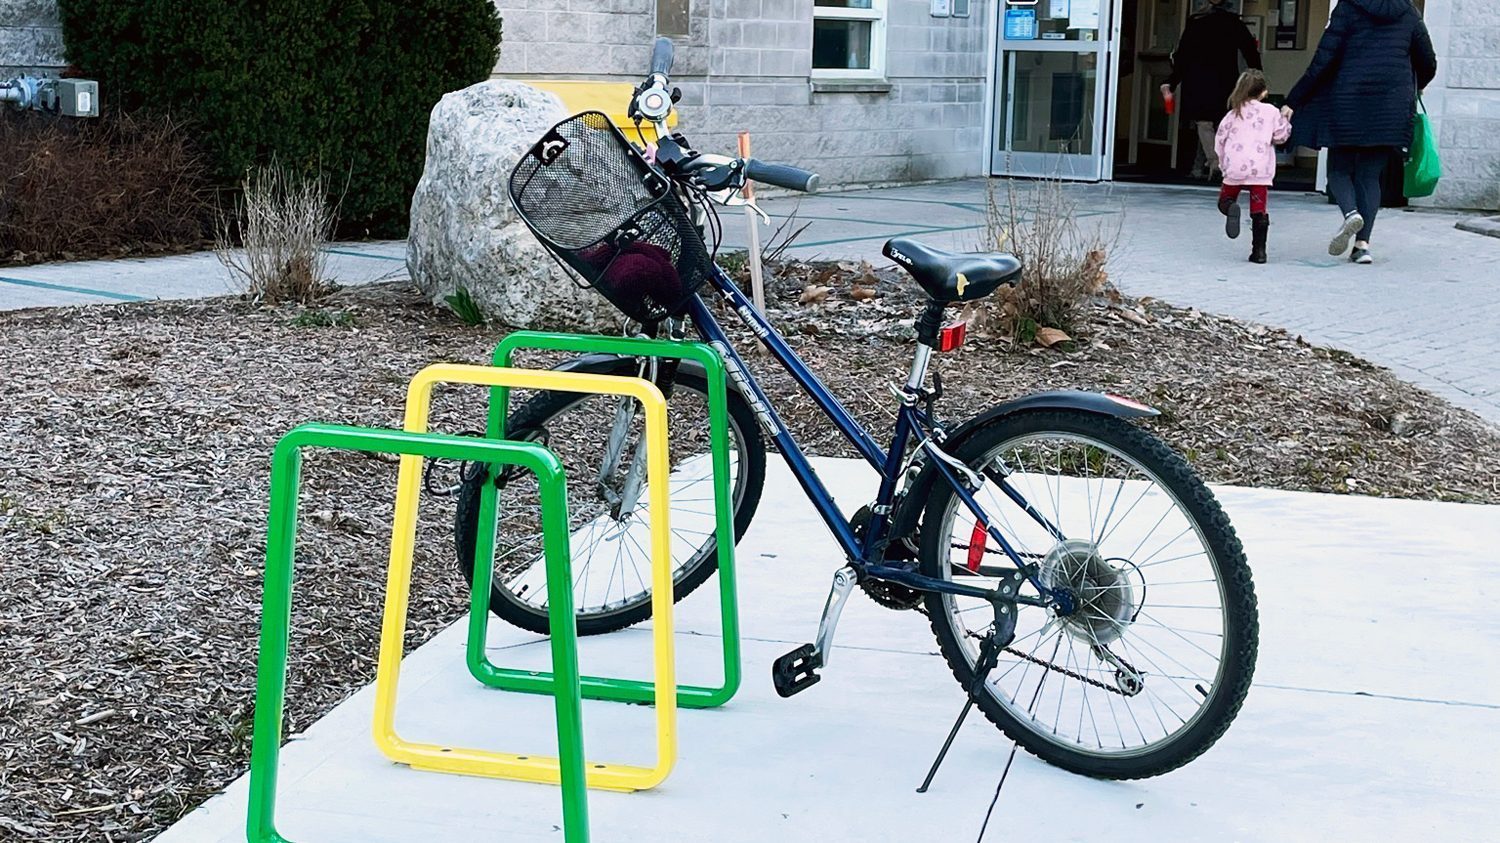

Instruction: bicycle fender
[886,390,1158,543]
[946,390,1159,440]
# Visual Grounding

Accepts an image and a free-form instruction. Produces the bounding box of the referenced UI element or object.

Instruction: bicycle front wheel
[455,363,766,636]
[919,409,1258,779]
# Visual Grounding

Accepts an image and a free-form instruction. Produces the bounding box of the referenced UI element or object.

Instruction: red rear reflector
[939,320,968,352]
[966,521,987,572]
[1104,393,1154,412]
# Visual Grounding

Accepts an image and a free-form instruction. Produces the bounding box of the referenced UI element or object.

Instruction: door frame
[1124,0,1186,171]
[984,0,1123,181]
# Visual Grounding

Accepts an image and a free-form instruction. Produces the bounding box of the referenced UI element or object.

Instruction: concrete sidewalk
[0,240,407,309]
[3,180,1496,423]
[157,457,1500,842]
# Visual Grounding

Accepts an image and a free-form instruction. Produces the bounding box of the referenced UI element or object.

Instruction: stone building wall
[7,0,1494,208]
[1418,0,1500,210]
[0,0,66,76]
[493,0,992,189]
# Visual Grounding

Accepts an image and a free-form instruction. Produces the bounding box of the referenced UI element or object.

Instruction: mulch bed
[2,274,1497,841]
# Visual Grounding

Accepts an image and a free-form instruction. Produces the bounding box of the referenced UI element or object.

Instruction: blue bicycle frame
[685,265,1061,608]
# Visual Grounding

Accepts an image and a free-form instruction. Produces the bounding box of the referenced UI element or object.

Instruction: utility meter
[0,76,100,118]
[57,79,99,118]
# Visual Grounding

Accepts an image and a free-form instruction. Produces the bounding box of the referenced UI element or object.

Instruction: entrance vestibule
[1113,0,1329,190]
[988,0,1392,192]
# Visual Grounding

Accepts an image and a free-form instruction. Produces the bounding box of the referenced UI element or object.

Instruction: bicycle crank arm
[814,566,857,666]
[772,566,856,697]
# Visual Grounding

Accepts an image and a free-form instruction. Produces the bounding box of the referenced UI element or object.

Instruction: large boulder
[407,80,620,329]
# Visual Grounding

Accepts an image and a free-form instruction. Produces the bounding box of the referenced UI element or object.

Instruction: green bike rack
[467,331,741,709]
[246,423,590,843]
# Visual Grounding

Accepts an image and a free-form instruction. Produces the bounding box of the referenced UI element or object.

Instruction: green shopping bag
[1404,97,1441,198]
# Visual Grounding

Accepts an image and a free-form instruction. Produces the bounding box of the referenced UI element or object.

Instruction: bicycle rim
[934,428,1232,760]
[486,383,749,621]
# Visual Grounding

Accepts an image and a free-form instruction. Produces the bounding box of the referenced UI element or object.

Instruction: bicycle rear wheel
[919,409,1257,779]
[455,361,765,636]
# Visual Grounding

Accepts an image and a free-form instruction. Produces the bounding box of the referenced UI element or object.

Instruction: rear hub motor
[1039,538,1139,643]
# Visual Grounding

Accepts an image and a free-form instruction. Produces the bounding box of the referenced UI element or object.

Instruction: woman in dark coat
[1286,0,1437,263]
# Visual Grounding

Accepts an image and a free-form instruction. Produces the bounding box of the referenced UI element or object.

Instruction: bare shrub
[976,178,1117,344]
[216,165,338,304]
[0,111,209,262]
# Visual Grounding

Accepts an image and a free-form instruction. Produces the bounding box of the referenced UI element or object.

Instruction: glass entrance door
[991,0,1118,180]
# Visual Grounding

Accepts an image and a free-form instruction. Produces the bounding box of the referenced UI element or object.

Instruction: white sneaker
[1329,212,1364,256]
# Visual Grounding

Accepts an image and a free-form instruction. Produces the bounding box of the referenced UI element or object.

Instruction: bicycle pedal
[772,643,823,698]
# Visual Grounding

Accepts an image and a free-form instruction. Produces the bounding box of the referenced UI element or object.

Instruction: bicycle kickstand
[916,598,1017,793]
[772,566,856,698]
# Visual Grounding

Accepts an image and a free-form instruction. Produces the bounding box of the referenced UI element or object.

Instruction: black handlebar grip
[650,37,675,76]
[744,159,821,193]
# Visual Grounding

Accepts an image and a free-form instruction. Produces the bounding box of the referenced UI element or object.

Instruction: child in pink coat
[1215,70,1292,264]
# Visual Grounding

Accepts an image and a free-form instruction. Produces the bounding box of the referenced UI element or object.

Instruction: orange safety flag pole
[738,131,766,311]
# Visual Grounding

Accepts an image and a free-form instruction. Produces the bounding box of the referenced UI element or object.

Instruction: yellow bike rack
[371,363,677,792]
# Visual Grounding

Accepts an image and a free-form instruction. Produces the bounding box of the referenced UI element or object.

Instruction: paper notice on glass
[1048,0,1069,18]
[1068,0,1100,29]
[1004,8,1038,39]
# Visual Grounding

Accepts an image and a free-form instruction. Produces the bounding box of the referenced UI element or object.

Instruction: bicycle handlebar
[744,158,820,193]
[649,36,675,77]
[639,38,819,195]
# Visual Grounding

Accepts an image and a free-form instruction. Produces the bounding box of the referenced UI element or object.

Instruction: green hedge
[58,0,501,235]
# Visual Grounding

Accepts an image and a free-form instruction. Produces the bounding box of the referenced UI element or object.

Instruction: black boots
[1249,213,1269,264]
[1221,196,1241,239]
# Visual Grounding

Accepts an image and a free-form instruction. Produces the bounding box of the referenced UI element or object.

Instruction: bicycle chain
[949,541,1030,558]
[999,642,1131,696]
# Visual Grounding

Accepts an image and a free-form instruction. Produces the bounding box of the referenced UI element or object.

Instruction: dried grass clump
[0,111,209,261]
[216,165,337,304]
[977,178,1116,345]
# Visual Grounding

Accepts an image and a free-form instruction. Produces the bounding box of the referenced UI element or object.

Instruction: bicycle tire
[918,408,1258,779]
[455,360,766,637]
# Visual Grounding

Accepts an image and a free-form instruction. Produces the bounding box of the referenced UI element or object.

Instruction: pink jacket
[1215,101,1292,186]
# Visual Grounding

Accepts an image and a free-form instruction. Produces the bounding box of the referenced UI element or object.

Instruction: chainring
[860,575,924,610]
[851,505,923,610]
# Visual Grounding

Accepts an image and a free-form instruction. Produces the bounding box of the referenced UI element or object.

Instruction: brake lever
[709,189,771,224]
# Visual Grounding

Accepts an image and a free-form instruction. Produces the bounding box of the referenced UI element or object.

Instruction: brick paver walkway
[738,180,1500,424]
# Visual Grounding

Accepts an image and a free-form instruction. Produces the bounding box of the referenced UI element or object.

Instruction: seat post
[907,300,946,390]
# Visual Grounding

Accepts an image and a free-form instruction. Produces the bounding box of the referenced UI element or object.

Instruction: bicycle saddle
[882,237,1022,303]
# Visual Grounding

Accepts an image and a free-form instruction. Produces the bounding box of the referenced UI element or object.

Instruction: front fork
[600,338,685,518]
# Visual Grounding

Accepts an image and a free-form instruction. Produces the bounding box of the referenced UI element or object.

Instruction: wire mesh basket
[508,111,713,324]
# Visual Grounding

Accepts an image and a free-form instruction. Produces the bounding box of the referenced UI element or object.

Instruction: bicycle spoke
[1133,523,1197,569]
[933,424,1246,763]
[1095,480,1155,549]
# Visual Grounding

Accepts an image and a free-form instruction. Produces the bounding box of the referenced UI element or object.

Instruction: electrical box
[58,79,99,118]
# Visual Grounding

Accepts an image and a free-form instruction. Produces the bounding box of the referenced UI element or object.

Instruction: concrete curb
[1455,215,1500,239]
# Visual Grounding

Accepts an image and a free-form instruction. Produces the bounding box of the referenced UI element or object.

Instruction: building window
[812,0,886,78]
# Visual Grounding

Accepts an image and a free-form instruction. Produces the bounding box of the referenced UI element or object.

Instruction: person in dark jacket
[1286,0,1437,263]
[1161,0,1262,180]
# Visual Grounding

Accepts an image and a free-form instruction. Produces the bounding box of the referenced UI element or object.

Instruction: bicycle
[453,37,1258,781]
